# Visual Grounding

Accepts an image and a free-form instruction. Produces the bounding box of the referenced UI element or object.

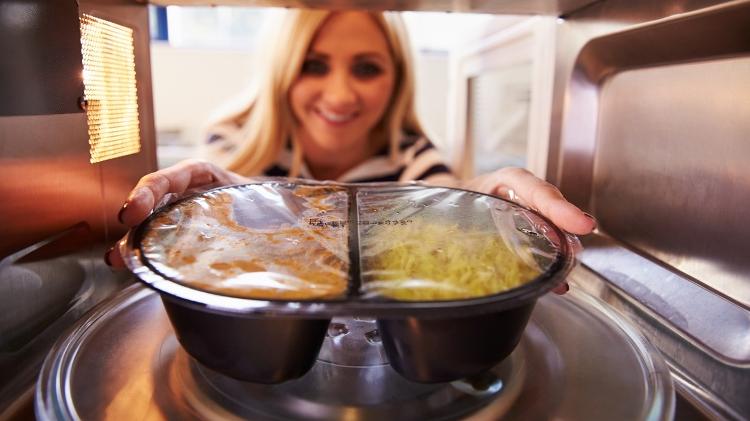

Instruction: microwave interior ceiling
[146,0,598,15]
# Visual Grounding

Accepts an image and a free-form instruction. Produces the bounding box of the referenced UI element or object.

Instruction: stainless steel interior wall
[0,0,156,416]
[0,1,85,116]
[551,0,750,306]
[548,0,750,417]
[0,0,157,259]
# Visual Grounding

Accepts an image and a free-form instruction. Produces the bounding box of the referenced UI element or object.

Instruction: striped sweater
[206,131,456,185]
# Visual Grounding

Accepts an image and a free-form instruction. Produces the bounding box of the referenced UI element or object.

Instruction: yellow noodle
[363,219,540,301]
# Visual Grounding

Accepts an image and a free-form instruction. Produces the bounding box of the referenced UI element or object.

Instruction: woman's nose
[321,72,357,107]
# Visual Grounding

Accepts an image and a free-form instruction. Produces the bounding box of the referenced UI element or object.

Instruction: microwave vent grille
[80,14,141,163]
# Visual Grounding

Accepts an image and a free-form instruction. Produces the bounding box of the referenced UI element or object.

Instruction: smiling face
[289,12,397,172]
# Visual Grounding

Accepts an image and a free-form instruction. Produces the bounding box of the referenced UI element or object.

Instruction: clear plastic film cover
[139,183,350,300]
[357,187,562,301]
[131,181,569,310]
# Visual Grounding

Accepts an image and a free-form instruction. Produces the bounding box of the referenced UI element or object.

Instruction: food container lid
[123,180,575,318]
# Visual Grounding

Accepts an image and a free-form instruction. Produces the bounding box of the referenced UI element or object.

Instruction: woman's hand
[464,167,596,235]
[105,159,248,268]
[465,168,595,296]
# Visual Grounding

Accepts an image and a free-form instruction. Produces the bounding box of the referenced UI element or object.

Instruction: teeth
[319,109,354,123]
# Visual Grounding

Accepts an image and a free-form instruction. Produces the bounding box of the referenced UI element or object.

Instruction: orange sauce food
[141,188,349,300]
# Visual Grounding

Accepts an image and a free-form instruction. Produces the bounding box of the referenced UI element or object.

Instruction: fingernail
[104,246,114,266]
[583,212,597,228]
[117,202,128,224]
[552,281,569,295]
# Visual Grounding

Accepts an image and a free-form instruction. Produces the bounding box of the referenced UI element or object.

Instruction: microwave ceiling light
[79,14,141,164]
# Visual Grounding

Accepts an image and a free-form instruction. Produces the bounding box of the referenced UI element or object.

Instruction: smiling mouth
[316,109,357,124]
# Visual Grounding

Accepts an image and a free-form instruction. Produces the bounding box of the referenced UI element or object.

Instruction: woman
[204,9,453,185]
[106,9,595,268]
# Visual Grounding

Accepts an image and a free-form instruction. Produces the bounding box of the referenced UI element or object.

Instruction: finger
[104,237,127,269]
[491,168,596,235]
[118,186,155,228]
[530,189,596,236]
[118,160,243,227]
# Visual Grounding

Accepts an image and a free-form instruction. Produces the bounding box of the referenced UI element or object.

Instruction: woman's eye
[352,62,383,79]
[300,59,328,76]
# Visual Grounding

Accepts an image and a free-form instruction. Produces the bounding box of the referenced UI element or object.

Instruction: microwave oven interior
[0,0,748,420]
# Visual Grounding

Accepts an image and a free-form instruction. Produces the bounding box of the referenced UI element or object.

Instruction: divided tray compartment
[123,180,575,383]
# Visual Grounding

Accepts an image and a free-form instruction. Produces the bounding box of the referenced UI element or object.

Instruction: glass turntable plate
[36,284,674,420]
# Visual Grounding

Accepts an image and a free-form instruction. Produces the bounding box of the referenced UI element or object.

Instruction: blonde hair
[218,9,424,177]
